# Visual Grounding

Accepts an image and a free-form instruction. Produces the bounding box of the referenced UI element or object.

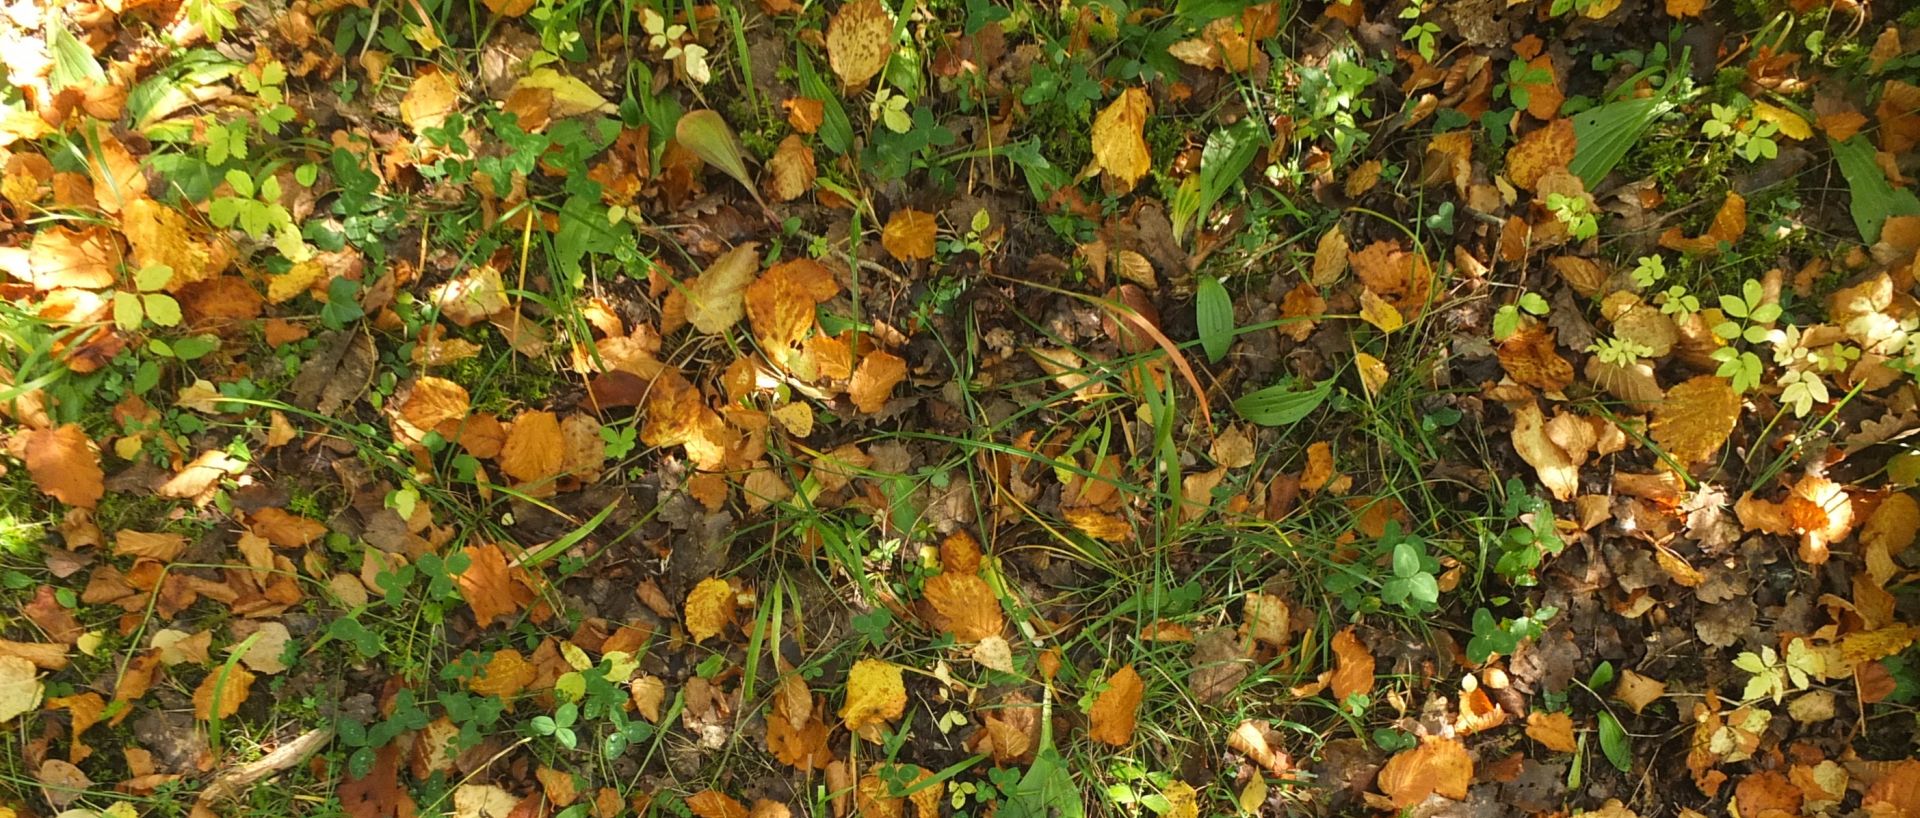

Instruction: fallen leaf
[1357,287,1403,333]
[453,785,521,818]
[1498,324,1574,390]
[1526,711,1578,752]
[1505,119,1576,192]
[469,648,536,698]
[401,68,460,134]
[512,68,614,117]
[686,243,762,334]
[924,572,1003,641]
[1614,670,1666,714]
[882,209,937,262]
[1242,592,1290,649]
[1651,376,1740,466]
[1330,627,1375,701]
[0,655,43,722]
[1089,664,1145,746]
[192,664,256,720]
[1377,736,1473,808]
[848,349,907,412]
[685,577,736,643]
[1659,193,1746,254]
[1311,224,1349,286]
[765,135,816,202]
[28,225,119,290]
[250,507,327,548]
[1510,399,1578,501]
[825,0,894,88]
[22,424,104,508]
[1355,352,1388,397]
[1091,88,1153,193]
[840,658,906,731]
[499,411,567,484]
[456,543,530,627]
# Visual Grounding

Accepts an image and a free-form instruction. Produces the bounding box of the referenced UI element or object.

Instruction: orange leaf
[765,135,816,203]
[456,543,530,627]
[1089,664,1145,746]
[21,424,103,508]
[192,665,256,720]
[500,410,567,483]
[1659,193,1746,254]
[1526,711,1579,752]
[27,226,119,291]
[688,791,750,818]
[1377,736,1473,808]
[1504,119,1576,192]
[249,507,327,548]
[468,648,536,698]
[784,98,825,133]
[924,572,1004,642]
[882,209,937,262]
[848,349,907,413]
[1330,627,1375,702]
[1497,324,1574,391]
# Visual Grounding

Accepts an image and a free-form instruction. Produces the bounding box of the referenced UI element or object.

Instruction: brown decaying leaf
[1089,664,1144,746]
[499,410,567,484]
[192,664,256,720]
[848,349,907,412]
[455,543,530,627]
[1497,324,1574,390]
[1504,118,1575,192]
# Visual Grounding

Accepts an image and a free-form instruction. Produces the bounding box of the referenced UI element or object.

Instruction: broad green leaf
[1596,710,1631,773]
[143,294,182,327]
[1570,96,1668,189]
[113,292,144,331]
[1232,378,1331,427]
[1192,119,1265,240]
[674,110,760,204]
[999,688,1083,818]
[1831,135,1920,244]
[135,265,174,292]
[48,20,106,91]
[1195,275,1233,363]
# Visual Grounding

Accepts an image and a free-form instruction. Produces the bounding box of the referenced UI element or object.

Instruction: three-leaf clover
[113,265,183,331]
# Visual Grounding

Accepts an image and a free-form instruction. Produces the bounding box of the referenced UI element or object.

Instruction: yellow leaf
[684,577,736,643]
[1162,781,1198,818]
[469,648,536,698]
[1525,711,1578,752]
[1862,492,1919,558]
[825,0,894,88]
[511,68,615,118]
[1651,375,1740,466]
[499,410,567,483]
[1357,287,1403,333]
[924,572,1003,642]
[1088,664,1144,746]
[1091,88,1153,193]
[840,658,906,731]
[0,656,43,723]
[401,68,460,134]
[765,135,816,203]
[1752,102,1811,141]
[1355,352,1388,397]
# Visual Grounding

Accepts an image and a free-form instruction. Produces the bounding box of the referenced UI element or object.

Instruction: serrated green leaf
[1196,275,1233,363]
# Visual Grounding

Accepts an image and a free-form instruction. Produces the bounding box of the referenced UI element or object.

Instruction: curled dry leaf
[825,0,894,89]
[1510,399,1578,501]
[1091,88,1152,193]
[1089,664,1144,746]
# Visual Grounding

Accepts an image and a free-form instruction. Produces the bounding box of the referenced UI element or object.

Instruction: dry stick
[195,727,336,806]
